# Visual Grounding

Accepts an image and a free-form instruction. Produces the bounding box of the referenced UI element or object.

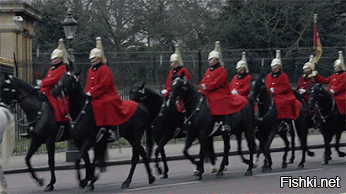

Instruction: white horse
[0,105,15,194]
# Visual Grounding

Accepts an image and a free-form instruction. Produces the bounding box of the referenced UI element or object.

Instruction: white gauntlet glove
[312,71,318,76]
[231,89,238,95]
[35,79,42,89]
[298,88,306,94]
[161,89,168,95]
[270,87,274,94]
[201,84,206,91]
[330,89,335,94]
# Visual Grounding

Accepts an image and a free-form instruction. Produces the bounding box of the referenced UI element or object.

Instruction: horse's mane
[12,77,38,95]
[172,75,198,94]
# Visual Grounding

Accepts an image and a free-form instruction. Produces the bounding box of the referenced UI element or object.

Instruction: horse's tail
[1,112,15,169]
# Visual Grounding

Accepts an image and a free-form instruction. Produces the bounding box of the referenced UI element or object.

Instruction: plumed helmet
[271,50,282,67]
[236,52,249,73]
[208,41,224,66]
[89,37,107,63]
[302,55,315,70]
[334,51,345,71]
[51,38,69,64]
[170,44,184,66]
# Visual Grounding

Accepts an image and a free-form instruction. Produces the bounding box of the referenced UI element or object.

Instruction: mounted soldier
[314,51,346,115]
[230,52,252,98]
[23,38,69,138]
[85,37,138,143]
[199,41,248,135]
[265,50,301,121]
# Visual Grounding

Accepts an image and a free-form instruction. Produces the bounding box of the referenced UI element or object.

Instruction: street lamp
[62,8,78,63]
[62,8,78,162]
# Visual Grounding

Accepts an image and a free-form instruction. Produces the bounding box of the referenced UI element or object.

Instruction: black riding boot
[107,126,119,143]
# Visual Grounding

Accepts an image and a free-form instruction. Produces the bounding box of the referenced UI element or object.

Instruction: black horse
[168,75,256,180]
[53,71,155,189]
[309,83,345,164]
[129,82,217,179]
[250,76,314,172]
[0,74,83,191]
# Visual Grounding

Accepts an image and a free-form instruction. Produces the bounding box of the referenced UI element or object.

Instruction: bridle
[252,80,274,122]
[309,86,335,123]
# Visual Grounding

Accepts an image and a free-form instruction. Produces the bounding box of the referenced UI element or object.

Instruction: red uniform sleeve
[315,74,330,84]
[202,68,228,92]
[332,72,346,94]
[237,75,251,96]
[296,77,304,91]
[41,65,66,89]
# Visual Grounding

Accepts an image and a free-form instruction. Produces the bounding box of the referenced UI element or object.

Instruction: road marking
[255,168,324,177]
[127,181,199,192]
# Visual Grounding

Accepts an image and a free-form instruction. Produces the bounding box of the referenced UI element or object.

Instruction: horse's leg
[44,140,56,191]
[278,131,289,169]
[75,139,93,189]
[206,137,217,173]
[322,132,332,165]
[334,128,345,157]
[138,144,156,185]
[194,133,208,181]
[121,142,141,189]
[244,127,256,176]
[156,135,173,179]
[262,128,276,173]
[0,165,7,194]
[293,118,309,169]
[217,133,230,176]
[25,138,44,187]
[289,121,296,164]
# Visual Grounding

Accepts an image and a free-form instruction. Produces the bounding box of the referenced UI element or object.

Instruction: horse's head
[53,70,81,98]
[0,74,17,105]
[129,81,146,102]
[168,74,188,108]
[250,75,268,102]
[308,83,324,110]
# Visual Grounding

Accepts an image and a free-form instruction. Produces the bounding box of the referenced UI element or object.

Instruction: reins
[316,96,335,123]
[183,95,204,125]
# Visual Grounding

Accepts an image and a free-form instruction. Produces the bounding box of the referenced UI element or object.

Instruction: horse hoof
[282,163,287,169]
[192,169,199,176]
[121,181,130,189]
[149,176,155,184]
[37,178,44,187]
[193,175,203,181]
[298,163,304,169]
[216,170,224,177]
[161,174,168,179]
[79,179,89,189]
[338,152,346,157]
[44,185,54,191]
[261,167,272,173]
[308,151,315,157]
[322,161,329,165]
[210,168,218,173]
[245,170,252,176]
[157,167,163,175]
[87,184,95,191]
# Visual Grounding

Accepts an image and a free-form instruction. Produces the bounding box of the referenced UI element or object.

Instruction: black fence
[8,46,346,155]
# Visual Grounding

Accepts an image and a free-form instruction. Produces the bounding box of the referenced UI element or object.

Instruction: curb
[4,142,345,174]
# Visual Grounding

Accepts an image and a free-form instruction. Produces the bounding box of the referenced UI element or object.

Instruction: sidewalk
[3,133,345,174]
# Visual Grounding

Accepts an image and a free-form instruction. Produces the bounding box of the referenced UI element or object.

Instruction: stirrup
[107,131,118,143]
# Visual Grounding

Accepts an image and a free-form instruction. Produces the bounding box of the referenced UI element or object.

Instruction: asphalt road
[4,147,345,194]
